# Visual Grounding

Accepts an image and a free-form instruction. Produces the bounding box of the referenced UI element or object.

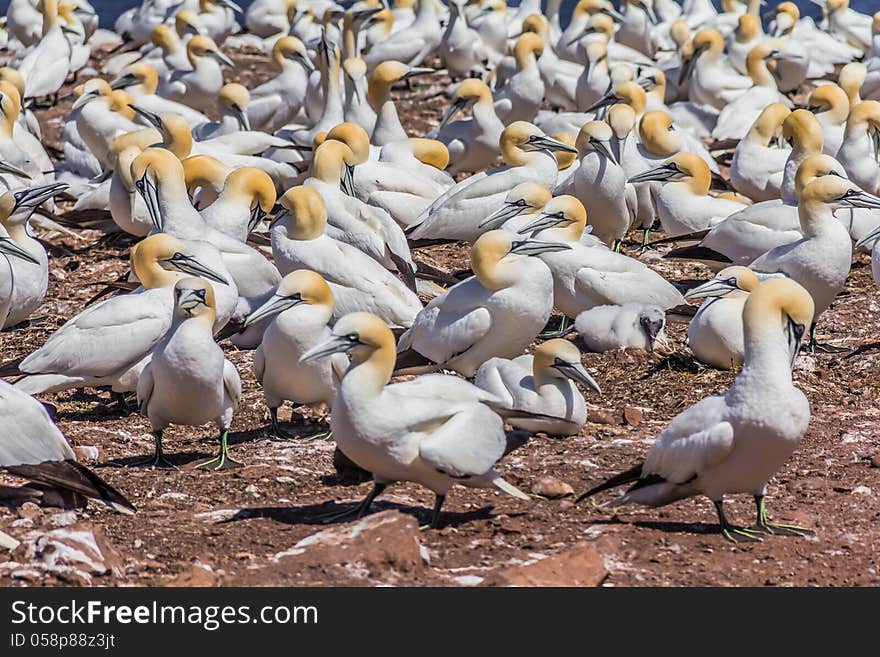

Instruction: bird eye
[515,199,527,207]
[346,332,359,342]
[727,277,738,287]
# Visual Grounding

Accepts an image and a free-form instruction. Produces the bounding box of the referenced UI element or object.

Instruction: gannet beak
[855,222,880,249]
[437,97,468,131]
[0,236,39,264]
[109,73,138,90]
[836,188,880,210]
[294,51,315,73]
[301,334,359,362]
[129,104,163,128]
[135,172,163,231]
[584,90,617,114]
[218,0,243,13]
[231,103,250,131]
[566,26,593,46]
[591,137,617,165]
[527,134,578,153]
[628,162,681,184]
[553,360,601,394]
[341,163,356,197]
[353,6,382,23]
[208,49,235,68]
[516,211,567,235]
[600,7,625,21]
[60,25,80,37]
[479,201,528,229]
[684,278,738,300]
[164,252,228,285]
[11,182,69,212]
[787,316,806,369]
[403,67,435,80]
[0,161,32,179]
[678,45,705,85]
[248,204,267,232]
[72,89,99,109]
[243,293,303,328]
[640,316,665,352]
[269,208,290,228]
[509,239,572,256]
[177,287,209,312]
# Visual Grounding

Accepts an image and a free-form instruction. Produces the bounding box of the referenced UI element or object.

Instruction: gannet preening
[12,234,228,397]
[199,167,276,242]
[685,266,760,370]
[270,186,422,328]
[0,379,135,515]
[730,102,791,202]
[300,312,529,529]
[138,277,243,470]
[160,35,235,114]
[750,172,880,349]
[628,153,747,236]
[516,195,685,316]
[574,303,667,353]
[406,122,577,241]
[0,183,69,329]
[396,230,569,377]
[192,83,252,139]
[244,269,347,439]
[474,339,599,437]
[432,78,505,176]
[577,278,816,543]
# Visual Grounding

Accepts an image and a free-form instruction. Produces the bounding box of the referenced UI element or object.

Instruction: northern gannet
[730,102,791,202]
[574,303,667,352]
[407,122,577,241]
[474,339,600,436]
[577,278,816,543]
[478,182,552,234]
[367,60,435,147]
[342,57,376,134]
[493,32,545,124]
[192,83,251,139]
[681,28,751,110]
[363,0,440,71]
[270,185,422,328]
[246,36,314,133]
[199,167,276,242]
[244,269,347,439]
[1,232,40,329]
[13,234,228,396]
[396,230,569,377]
[685,265,760,370]
[807,83,850,157]
[12,0,72,100]
[300,311,529,528]
[160,35,235,113]
[109,63,210,127]
[138,277,243,470]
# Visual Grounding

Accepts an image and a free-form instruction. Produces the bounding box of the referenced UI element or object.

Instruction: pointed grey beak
[0,162,32,179]
[638,1,659,25]
[219,0,242,13]
[163,252,228,285]
[678,44,706,85]
[129,104,163,129]
[628,162,681,184]
[479,201,529,229]
[600,7,625,21]
[528,135,578,153]
[293,51,315,73]
[341,163,356,197]
[72,89,100,110]
[403,67,435,80]
[231,103,250,131]
[301,334,359,362]
[177,287,209,312]
[0,236,39,264]
[553,360,601,394]
[110,73,138,90]
[837,188,880,210]
[640,315,665,351]
[249,204,267,232]
[584,90,617,114]
[566,26,595,46]
[517,211,569,235]
[437,97,468,131]
[855,222,880,249]
[243,293,304,328]
[590,137,617,165]
[135,173,163,231]
[208,49,235,68]
[509,239,572,256]
[684,278,739,300]
[12,182,69,213]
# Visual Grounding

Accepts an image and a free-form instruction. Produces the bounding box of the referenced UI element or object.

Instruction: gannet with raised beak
[578,278,816,543]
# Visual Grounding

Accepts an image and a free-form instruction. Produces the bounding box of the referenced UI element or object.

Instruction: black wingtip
[575,462,644,504]
[0,356,24,377]
[664,245,732,264]
[393,348,434,372]
[647,229,710,247]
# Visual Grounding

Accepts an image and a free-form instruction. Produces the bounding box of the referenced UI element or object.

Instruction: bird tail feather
[490,473,530,500]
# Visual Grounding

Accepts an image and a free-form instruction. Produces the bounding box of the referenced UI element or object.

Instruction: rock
[25,523,125,582]
[166,562,218,587]
[74,445,101,461]
[852,485,872,496]
[17,502,42,521]
[0,530,20,551]
[870,454,880,469]
[484,543,607,587]
[622,406,643,427]
[244,511,423,585]
[531,476,574,499]
[587,408,619,425]
[332,447,372,483]
[45,511,78,528]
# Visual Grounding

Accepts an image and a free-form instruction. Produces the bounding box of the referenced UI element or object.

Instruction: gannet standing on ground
[138,278,243,470]
[300,312,530,529]
[244,270,347,439]
[574,303,667,353]
[474,339,600,437]
[576,278,816,543]
[685,266,760,370]
[396,230,569,377]
[11,234,229,396]
[12,0,72,100]
[0,379,135,516]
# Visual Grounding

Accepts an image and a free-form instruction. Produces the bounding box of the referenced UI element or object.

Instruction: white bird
[493,32,545,124]
[244,269,347,439]
[730,102,791,202]
[577,277,816,544]
[109,63,211,128]
[475,339,600,436]
[514,195,686,317]
[432,78,505,176]
[367,60,435,147]
[197,167,277,243]
[406,122,577,242]
[396,230,569,377]
[12,234,229,396]
[681,28,751,111]
[0,379,135,515]
[363,0,440,71]
[12,0,72,100]
[439,0,487,78]
[477,182,553,234]
[836,99,880,195]
[1,232,41,329]
[825,0,872,53]
[574,303,667,352]
[246,36,314,133]
[806,83,850,157]
[270,185,422,328]
[684,266,760,370]
[300,311,530,529]
[342,56,376,134]
[159,35,235,114]
[0,183,69,329]
[138,277,243,470]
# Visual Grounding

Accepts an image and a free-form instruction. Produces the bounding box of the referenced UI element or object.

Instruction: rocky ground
[0,47,879,587]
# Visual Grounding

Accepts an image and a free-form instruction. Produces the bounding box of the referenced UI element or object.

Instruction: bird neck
[797,200,841,237]
[343,346,394,398]
[372,100,406,146]
[746,57,777,87]
[162,124,194,159]
[134,260,181,290]
[738,321,795,388]
[42,0,60,34]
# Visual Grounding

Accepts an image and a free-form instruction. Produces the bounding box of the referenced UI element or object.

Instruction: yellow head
[278,185,327,239]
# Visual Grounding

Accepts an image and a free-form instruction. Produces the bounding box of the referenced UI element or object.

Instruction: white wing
[417,404,505,478]
[0,381,74,466]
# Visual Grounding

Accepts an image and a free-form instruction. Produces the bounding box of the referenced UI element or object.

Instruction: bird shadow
[591,515,721,537]
[99,451,210,470]
[219,498,497,530]
[641,351,701,377]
